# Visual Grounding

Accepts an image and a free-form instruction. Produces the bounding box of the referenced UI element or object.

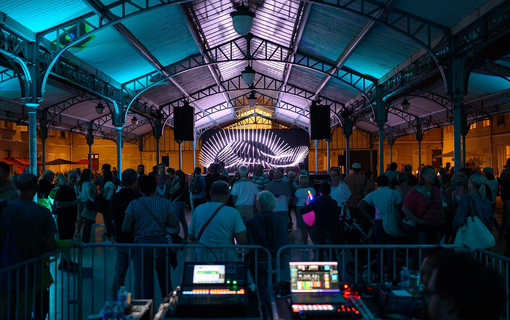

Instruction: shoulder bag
[196,204,225,241]
[454,197,495,250]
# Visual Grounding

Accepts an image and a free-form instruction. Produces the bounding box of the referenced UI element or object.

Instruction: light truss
[199,128,309,169]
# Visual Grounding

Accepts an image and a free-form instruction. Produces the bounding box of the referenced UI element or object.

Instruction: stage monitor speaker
[162,156,170,167]
[174,106,195,141]
[310,103,330,140]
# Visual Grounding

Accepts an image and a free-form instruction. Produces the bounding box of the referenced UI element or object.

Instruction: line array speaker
[174,106,195,141]
[309,102,330,140]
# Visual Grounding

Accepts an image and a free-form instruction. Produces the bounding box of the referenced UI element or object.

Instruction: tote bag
[454,197,495,250]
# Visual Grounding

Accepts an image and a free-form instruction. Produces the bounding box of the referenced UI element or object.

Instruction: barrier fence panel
[275,244,465,284]
[0,246,81,320]
[78,243,271,319]
[474,249,510,320]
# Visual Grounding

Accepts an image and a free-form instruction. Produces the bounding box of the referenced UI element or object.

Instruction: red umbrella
[74,159,99,165]
[16,158,42,165]
[0,158,22,166]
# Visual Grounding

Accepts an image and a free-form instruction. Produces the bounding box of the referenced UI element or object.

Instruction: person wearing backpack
[189,167,206,213]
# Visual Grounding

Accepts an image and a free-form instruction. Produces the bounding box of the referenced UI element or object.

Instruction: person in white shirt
[188,181,247,261]
[293,175,315,246]
[329,168,351,219]
[231,166,259,223]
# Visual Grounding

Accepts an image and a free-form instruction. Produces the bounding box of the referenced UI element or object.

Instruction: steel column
[88,143,93,170]
[345,137,350,174]
[418,140,422,170]
[462,134,467,168]
[156,138,160,165]
[27,104,38,176]
[192,140,197,169]
[178,141,183,170]
[314,140,319,172]
[453,101,462,173]
[116,127,123,181]
[378,125,384,177]
[326,139,330,174]
[41,139,46,172]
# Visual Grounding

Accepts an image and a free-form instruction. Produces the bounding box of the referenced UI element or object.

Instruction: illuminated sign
[199,128,309,169]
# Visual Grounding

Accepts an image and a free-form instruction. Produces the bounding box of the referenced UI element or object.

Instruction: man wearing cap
[343,163,371,231]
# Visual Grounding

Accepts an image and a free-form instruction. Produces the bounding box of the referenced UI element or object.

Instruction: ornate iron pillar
[375,89,387,177]
[178,140,183,170]
[27,103,38,175]
[461,111,469,168]
[138,136,144,166]
[369,133,374,173]
[153,120,163,165]
[342,114,353,173]
[326,138,331,174]
[313,140,320,172]
[87,122,95,170]
[387,127,394,164]
[449,54,467,174]
[116,127,123,180]
[40,111,48,172]
[191,139,198,169]
[415,119,424,173]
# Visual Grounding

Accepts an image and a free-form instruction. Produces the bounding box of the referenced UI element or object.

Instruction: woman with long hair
[102,170,116,242]
[168,169,188,242]
[76,169,97,243]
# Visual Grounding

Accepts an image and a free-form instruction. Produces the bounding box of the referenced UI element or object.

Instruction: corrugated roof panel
[299,6,370,63]
[219,60,247,83]
[1,0,91,33]
[253,60,285,80]
[345,24,424,79]
[466,73,510,101]
[172,67,217,96]
[143,82,181,106]
[279,93,309,109]
[68,28,155,83]
[287,66,325,94]
[121,6,200,67]
[321,77,366,105]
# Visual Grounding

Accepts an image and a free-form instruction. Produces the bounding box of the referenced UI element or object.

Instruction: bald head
[238,166,248,177]
[274,170,283,179]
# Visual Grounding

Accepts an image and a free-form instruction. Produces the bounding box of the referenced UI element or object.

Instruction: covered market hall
[0,0,510,319]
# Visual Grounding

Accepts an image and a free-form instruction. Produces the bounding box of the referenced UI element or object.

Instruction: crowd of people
[0,159,507,320]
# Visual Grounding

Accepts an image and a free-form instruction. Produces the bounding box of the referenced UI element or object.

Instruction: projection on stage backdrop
[199,128,309,169]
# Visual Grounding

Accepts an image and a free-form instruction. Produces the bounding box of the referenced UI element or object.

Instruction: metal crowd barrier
[0,246,81,320]
[275,244,465,284]
[78,243,272,319]
[474,249,510,320]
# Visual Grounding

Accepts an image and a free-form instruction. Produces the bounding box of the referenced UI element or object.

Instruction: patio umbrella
[74,159,99,165]
[433,151,485,159]
[46,158,78,172]
[0,158,22,166]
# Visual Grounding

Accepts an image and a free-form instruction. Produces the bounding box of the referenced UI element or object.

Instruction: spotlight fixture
[95,102,105,114]
[230,4,255,36]
[241,66,255,86]
[401,98,410,111]
[247,91,257,109]
[131,116,139,126]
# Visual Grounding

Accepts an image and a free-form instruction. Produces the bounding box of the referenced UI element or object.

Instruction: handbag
[400,188,433,237]
[454,197,495,250]
[382,193,401,237]
[81,205,97,221]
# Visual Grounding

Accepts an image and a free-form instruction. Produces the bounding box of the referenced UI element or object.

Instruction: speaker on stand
[174,102,196,141]
[309,101,330,140]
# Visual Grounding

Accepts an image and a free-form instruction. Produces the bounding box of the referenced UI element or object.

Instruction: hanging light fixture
[241,65,255,86]
[401,98,411,111]
[247,90,257,109]
[131,116,139,126]
[230,4,255,36]
[95,102,105,114]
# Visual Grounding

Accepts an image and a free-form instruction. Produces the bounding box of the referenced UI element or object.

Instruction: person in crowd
[205,163,221,200]
[403,164,418,186]
[395,172,413,200]
[297,162,308,179]
[112,167,118,177]
[483,167,499,230]
[155,163,170,196]
[122,174,176,300]
[188,181,247,261]
[449,168,472,214]
[230,170,241,186]
[54,171,81,271]
[102,170,116,242]
[246,191,287,320]
[189,167,206,212]
[168,169,188,242]
[363,169,376,194]
[137,164,146,177]
[421,250,505,320]
[149,165,158,175]
[231,166,259,223]
[265,170,292,225]
[452,172,494,234]
[293,175,315,249]
[301,182,339,261]
[0,173,57,320]
[110,169,141,300]
[49,173,66,211]
[268,169,275,181]
[0,161,19,200]
[329,167,351,220]
[252,164,270,192]
[76,169,97,243]
[344,163,372,231]
[37,170,55,199]
[384,162,400,186]
[402,165,443,269]
[219,161,228,177]
[439,173,455,242]
[94,163,121,191]
[74,167,82,178]
[166,167,176,180]
[358,175,402,281]
[287,171,298,229]
[444,162,451,173]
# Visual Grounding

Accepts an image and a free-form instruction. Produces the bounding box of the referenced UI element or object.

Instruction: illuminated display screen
[200,128,309,170]
[193,265,226,284]
[290,262,340,293]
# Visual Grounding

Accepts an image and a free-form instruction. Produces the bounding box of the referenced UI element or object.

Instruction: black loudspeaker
[338,155,345,166]
[310,103,330,140]
[162,156,170,167]
[174,106,195,141]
